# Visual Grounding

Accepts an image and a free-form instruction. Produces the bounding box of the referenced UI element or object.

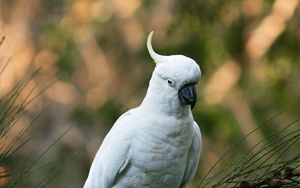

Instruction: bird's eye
[167,79,175,87]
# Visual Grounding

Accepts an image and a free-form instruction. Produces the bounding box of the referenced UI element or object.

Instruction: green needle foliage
[199,110,300,188]
[0,39,72,187]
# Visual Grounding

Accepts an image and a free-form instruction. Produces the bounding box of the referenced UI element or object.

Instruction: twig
[0,36,5,46]
[237,166,300,188]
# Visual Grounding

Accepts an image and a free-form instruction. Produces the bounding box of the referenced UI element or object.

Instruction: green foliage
[0,65,71,187]
[96,100,123,127]
[40,26,79,80]
[199,110,300,187]
[71,100,122,128]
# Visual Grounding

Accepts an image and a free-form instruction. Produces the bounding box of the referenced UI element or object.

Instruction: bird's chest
[126,117,194,186]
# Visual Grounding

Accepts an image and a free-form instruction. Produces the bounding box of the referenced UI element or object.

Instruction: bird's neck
[140,80,191,118]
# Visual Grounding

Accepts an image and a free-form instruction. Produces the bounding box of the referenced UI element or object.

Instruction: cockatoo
[84,31,202,188]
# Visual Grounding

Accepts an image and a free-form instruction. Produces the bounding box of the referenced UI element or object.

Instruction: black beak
[178,84,197,109]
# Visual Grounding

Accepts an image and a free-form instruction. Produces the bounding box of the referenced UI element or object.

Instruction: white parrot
[84,31,202,188]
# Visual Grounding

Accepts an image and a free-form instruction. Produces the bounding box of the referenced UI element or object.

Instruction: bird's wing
[180,121,202,188]
[84,110,135,188]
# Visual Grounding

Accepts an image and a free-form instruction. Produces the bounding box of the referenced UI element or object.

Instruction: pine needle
[0,65,72,187]
[198,109,300,188]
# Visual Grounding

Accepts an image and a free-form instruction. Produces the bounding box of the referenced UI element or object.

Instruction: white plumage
[84,31,202,188]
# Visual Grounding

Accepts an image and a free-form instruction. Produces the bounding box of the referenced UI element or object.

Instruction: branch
[0,36,5,46]
[239,166,300,188]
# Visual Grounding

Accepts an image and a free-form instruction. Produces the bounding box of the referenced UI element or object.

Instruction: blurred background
[0,0,300,187]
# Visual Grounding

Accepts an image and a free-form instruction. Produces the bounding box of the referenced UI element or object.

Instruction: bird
[84,31,202,188]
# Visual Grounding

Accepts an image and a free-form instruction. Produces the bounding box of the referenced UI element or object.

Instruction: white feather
[84,32,202,188]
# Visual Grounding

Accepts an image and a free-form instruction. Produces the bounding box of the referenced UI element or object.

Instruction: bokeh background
[0,0,300,187]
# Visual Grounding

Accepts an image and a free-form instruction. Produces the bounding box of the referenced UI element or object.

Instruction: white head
[142,31,201,115]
